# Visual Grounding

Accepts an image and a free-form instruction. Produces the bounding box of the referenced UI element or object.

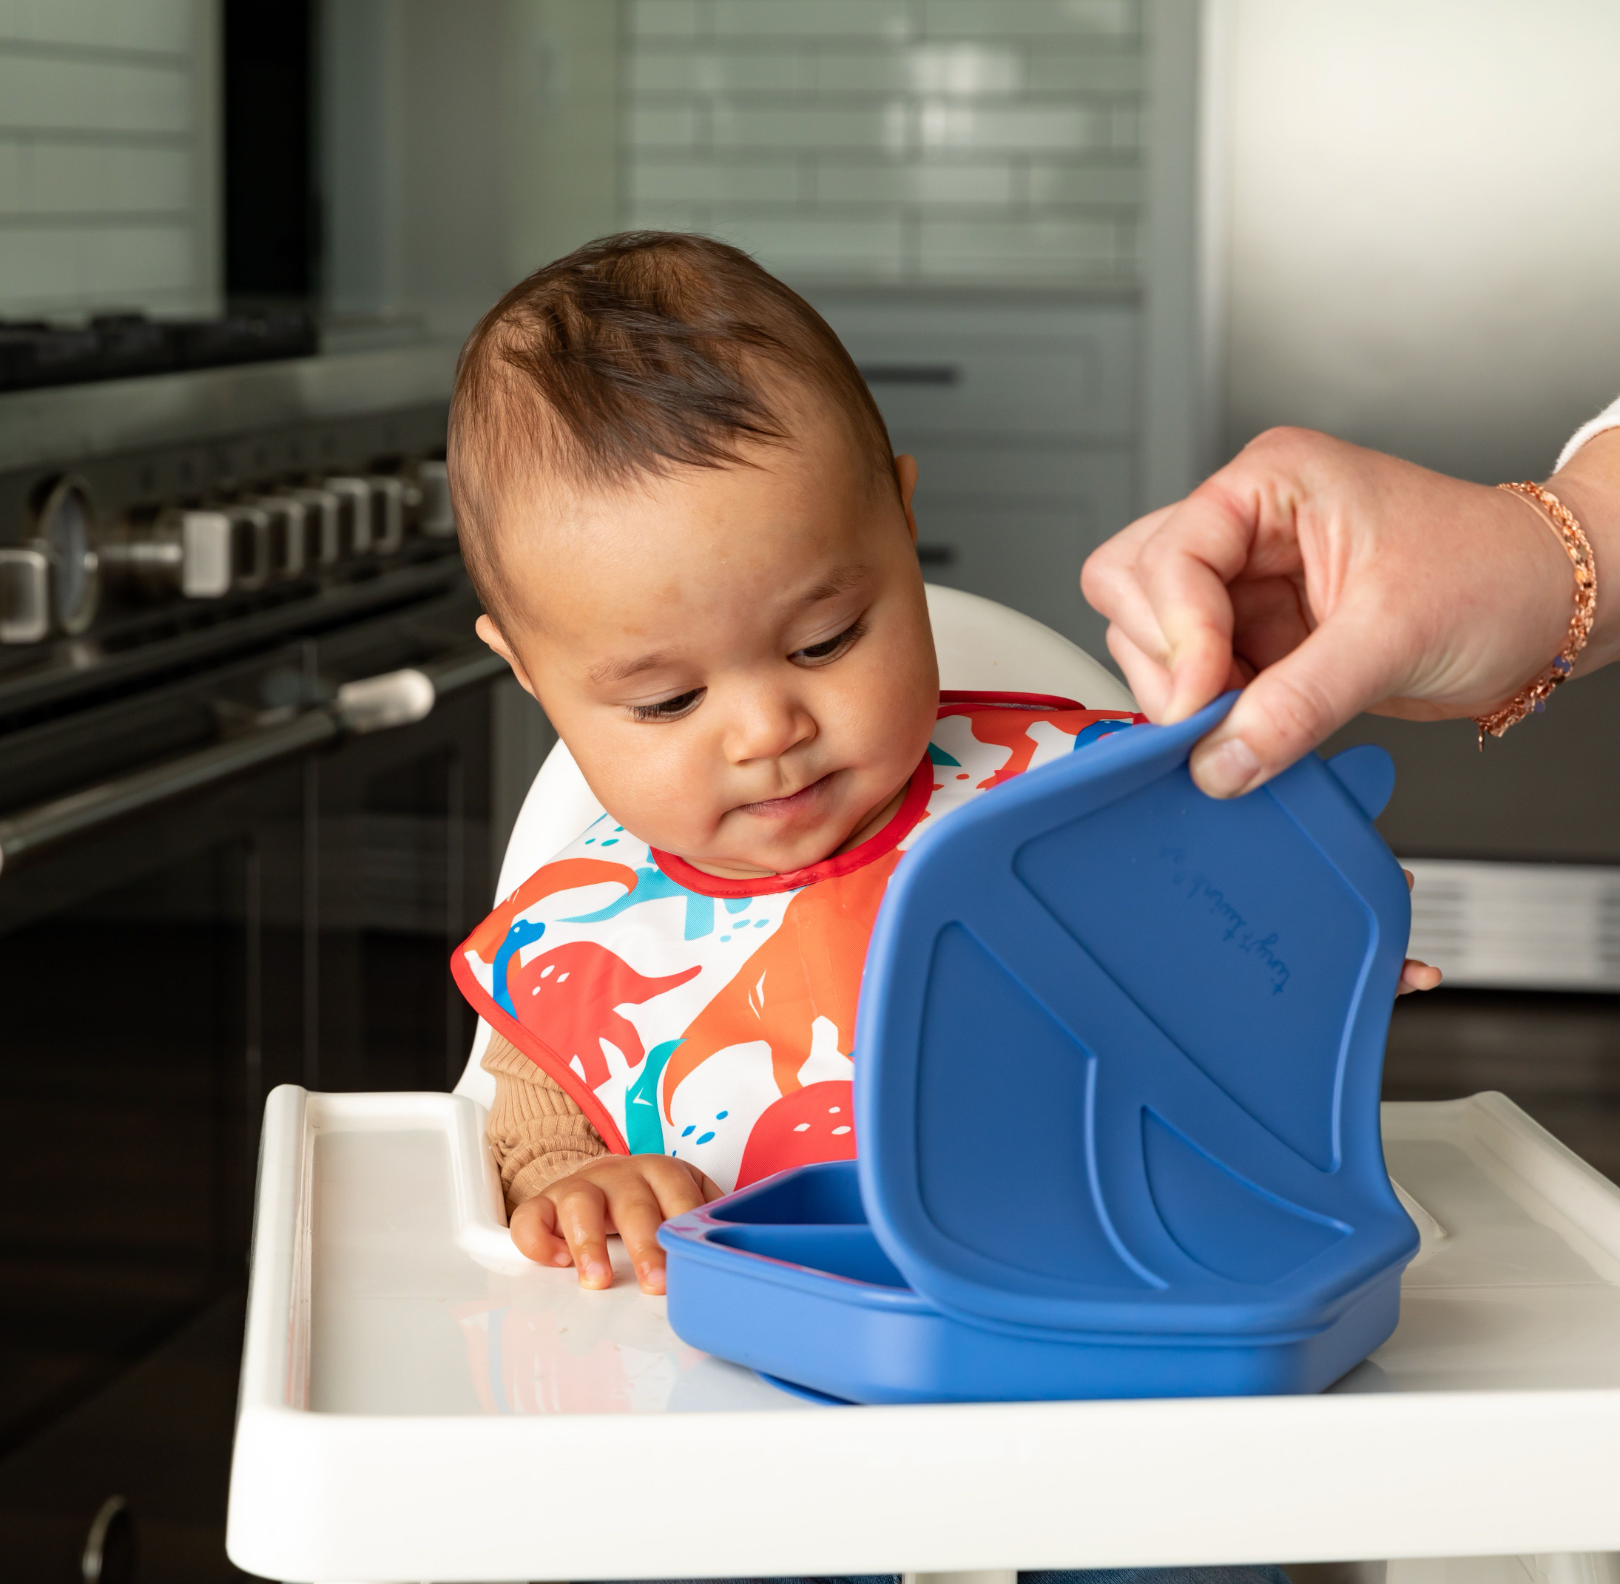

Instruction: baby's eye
[791,618,867,666]
[630,687,704,722]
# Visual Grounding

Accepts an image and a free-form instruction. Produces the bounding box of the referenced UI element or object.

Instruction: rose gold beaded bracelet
[1474,481,1597,748]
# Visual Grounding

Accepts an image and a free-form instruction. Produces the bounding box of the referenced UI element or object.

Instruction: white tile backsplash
[626,103,703,149]
[0,53,192,135]
[627,156,801,204]
[0,0,191,53]
[717,210,906,278]
[628,0,704,41]
[24,144,192,214]
[0,140,22,212]
[1027,47,1145,93]
[710,102,908,153]
[0,0,214,316]
[816,160,1012,206]
[1027,159,1141,206]
[712,0,915,40]
[916,101,1120,154]
[628,46,806,93]
[922,0,1138,40]
[919,215,1124,279]
[620,0,1143,286]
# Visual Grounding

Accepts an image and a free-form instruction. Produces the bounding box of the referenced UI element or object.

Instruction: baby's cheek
[597,735,728,851]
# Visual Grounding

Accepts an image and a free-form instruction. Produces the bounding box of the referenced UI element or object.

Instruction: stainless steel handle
[0,646,507,877]
[0,708,338,876]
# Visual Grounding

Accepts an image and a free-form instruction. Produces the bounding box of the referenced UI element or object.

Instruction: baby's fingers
[508,1194,573,1270]
[549,1182,615,1288]
[1397,872,1442,992]
[643,1158,724,1218]
[602,1177,669,1295]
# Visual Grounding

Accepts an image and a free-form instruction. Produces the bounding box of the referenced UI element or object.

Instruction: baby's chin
[672,830,847,881]
[669,806,867,880]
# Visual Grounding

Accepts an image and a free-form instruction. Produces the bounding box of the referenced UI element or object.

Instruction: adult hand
[1081,426,1620,798]
[508,1153,722,1293]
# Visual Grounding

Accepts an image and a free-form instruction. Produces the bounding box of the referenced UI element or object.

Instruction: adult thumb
[1186,600,1404,798]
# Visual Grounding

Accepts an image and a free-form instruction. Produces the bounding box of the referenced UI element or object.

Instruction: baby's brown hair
[448,231,895,632]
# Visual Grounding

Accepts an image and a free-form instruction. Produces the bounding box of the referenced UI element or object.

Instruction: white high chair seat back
[455,584,1133,1104]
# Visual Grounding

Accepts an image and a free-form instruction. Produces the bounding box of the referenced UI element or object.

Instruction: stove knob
[244,494,311,580]
[283,486,341,567]
[0,546,50,643]
[102,509,234,598]
[221,503,272,591]
[322,476,374,555]
[415,459,455,537]
[366,474,406,555]
[27,473,100,634]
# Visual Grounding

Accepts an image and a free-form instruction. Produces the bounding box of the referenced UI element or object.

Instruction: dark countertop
[1384,988,1620,1183]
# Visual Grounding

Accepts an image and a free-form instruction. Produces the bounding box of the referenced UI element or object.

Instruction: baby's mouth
[735,772,835,820]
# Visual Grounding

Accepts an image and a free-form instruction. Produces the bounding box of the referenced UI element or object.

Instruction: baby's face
[480,399,939,878]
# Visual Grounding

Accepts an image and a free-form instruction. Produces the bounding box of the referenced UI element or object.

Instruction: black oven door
[0,614,499,1577]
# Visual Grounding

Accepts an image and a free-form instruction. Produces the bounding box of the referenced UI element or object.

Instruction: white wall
[0,0,220,319]
[1210,0,1620,483]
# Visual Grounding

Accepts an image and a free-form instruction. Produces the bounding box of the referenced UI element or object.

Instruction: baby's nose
[724,692,815,763]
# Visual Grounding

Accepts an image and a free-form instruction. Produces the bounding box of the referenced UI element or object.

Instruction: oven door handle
[0,646,509,877]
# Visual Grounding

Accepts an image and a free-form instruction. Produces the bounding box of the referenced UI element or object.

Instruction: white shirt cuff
[1554,394,1620,473]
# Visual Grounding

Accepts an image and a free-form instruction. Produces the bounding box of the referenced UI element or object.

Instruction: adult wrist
[1545,428,1620,673]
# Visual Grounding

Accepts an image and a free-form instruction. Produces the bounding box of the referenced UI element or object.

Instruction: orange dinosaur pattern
[452,695,1141,1190]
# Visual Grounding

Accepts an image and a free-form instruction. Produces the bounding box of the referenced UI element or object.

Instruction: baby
[447,231,1139,1293]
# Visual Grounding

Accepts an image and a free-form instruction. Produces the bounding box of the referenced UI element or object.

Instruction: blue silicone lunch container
[658,696,1420,1404]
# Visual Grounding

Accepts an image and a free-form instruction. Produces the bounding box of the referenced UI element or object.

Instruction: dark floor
[1383,988,1620,1183]
[0,1288,256,1582]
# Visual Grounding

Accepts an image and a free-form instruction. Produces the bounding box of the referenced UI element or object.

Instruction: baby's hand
[1398,868,1442,995]
[509,1154,723,1294]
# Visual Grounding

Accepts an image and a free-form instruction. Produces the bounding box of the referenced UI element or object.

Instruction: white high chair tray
[227,1088,1620,1584]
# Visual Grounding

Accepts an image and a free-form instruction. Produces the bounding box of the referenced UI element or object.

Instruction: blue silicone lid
[854,694,1418,1339]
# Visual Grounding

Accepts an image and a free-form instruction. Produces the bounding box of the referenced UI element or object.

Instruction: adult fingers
[1105,625,1174,719]
[1131,489,1260,724]
[1186,591,1408,796]
[1081,505,1178,664]
[549,1180,615,1288]
[508,1194,573,1269]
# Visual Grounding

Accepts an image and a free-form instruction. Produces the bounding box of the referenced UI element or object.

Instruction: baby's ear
[894,453,919,542]
[476,614,540,698]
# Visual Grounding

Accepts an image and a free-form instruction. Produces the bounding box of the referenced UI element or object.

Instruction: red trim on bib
[651,755,935,899]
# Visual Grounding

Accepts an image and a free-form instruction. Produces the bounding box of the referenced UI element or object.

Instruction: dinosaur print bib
[453,692,1142,1193]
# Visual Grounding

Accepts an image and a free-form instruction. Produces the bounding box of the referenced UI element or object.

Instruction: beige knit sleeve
[482,1031,609,1214]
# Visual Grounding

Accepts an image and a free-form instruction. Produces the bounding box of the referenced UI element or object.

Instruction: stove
[0,348,516,1578]
[0,309,316,395]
